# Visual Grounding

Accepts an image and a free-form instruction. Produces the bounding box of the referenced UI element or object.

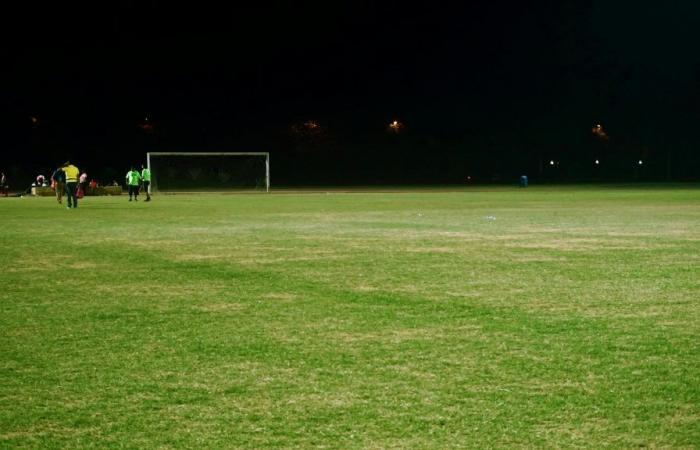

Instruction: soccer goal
[146,152,270,193]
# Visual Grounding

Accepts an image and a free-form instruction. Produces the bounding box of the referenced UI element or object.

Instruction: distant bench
[32,186,123,196]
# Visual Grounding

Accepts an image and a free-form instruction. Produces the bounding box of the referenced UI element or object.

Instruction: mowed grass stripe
[1,186,699,448]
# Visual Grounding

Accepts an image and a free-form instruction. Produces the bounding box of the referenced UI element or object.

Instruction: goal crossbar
[146,152,270,193]
[148,152,269,156]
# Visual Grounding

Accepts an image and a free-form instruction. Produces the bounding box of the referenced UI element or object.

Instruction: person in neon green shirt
[141,164,151,202]
[125,167,141,201]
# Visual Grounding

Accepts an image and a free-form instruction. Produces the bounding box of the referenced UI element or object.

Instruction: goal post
[146,152,270,193]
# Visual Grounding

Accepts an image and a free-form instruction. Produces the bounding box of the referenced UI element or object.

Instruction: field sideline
[1,186,699,448]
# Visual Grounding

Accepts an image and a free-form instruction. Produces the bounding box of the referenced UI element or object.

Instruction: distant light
[592,123,609,141]
[550,160,555,166]
[388,119,403,133]
[638,160,643,165]
[595,159,600,165]
[138,117,154,132]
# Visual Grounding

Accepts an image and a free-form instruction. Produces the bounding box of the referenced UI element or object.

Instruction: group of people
[125,165,151,202]
[50,161,81,208]
[47,162,152,208]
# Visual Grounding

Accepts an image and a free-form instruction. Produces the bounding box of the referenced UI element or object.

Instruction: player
[79,171,88,196]
[63,161,80,208]
[1,172,8,197]
[51,166,66,204]
[141,164,151,202]
[125,166,141,201]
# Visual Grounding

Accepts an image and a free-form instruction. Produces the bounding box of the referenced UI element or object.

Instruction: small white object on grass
[485,215,496,221]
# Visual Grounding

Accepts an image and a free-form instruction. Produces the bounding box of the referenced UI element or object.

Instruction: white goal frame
[146,152,270,193]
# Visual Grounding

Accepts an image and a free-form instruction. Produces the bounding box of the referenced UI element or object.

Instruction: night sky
[3,1,700,184]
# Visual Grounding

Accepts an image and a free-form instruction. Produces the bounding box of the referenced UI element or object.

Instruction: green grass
[1,186,699,449]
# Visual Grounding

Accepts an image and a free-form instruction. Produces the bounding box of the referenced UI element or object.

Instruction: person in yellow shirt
[62,161,80,209]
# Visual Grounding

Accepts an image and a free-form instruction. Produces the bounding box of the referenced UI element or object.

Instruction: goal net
[146,152,270,193]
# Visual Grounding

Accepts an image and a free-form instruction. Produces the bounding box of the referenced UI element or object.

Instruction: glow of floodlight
[638,160,643,165]
[550,160,555,166]
[595,159,600,165]
[388,120,403,133]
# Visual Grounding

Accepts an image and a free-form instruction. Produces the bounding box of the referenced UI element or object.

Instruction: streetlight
[388,119,403,133]
[592,123,609,141]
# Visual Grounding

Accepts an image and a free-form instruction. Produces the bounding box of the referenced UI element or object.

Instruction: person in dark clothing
[52,167,66,204]
[0,172,7,197]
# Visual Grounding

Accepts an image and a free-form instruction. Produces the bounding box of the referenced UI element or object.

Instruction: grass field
[1,186,699,449]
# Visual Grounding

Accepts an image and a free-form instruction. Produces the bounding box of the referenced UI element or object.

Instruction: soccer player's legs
[65,182,76,208]
[143,181,150,200]
[56,183,64,203]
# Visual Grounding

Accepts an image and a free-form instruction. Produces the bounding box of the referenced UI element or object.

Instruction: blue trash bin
[519,175,528,187]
